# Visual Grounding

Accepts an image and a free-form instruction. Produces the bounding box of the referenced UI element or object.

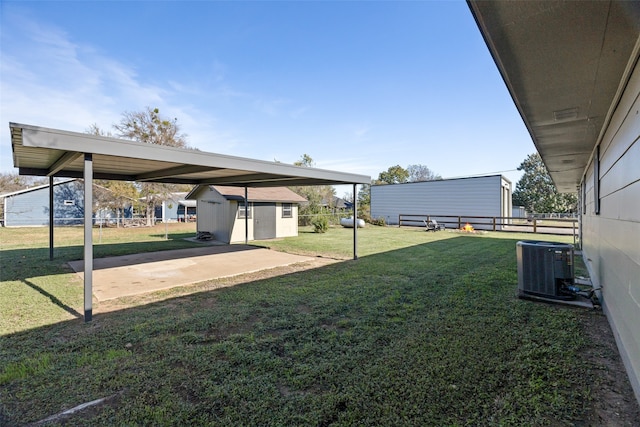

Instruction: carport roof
[10,123,370,187]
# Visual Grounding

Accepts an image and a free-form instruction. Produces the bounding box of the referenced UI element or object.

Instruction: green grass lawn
[0,224,606,425]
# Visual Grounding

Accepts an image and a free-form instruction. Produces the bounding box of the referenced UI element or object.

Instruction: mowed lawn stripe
[1,225,599,425]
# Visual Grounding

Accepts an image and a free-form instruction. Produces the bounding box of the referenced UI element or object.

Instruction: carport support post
[84,153,93,322]
[244,186,249,245]
[49,176,54,260]
[353,184,358,260]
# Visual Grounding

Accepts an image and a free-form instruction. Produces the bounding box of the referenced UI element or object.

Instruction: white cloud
[0,14,167,133]
[252,97,290,117]
[350,124,371,141]
[0,10,208,171]
[289,106,310,119]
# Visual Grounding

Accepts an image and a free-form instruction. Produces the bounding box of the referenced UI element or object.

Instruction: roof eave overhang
[10,123,370,187]
[468,1,640,193]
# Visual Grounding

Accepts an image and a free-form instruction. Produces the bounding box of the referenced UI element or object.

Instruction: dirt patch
[580,309,640,426]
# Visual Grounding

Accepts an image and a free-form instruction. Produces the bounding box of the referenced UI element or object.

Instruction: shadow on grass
[0,235,615,426]
[0,239,212,282]
[20,279,82,319]
[149,232,197,240]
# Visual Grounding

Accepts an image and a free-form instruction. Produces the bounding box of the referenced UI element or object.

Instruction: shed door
[253,203,276,240]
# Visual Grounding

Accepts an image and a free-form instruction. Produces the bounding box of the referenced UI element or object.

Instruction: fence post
[398,214,401,227]
[533,218,537,233]
[458,216,461,229]
[493,217,496,231]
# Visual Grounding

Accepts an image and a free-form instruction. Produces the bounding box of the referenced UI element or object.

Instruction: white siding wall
[371,175,508,228]
[275,204,299,238]
[230,201,254,243]
[582,58,640,401]
[195,187,233,243]
[195,187,301,243]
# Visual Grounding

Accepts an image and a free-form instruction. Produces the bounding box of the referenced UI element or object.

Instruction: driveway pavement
[68,245,313,301]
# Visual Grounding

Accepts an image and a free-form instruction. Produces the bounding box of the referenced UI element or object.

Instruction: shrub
[370,216,386,226]
[311,215,329,233]
[358,213,386,226]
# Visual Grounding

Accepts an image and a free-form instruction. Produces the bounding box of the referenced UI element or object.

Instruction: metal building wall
[581,59,640,401]
[370,175,509,228]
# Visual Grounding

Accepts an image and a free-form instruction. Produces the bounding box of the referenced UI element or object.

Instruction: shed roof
[10,123,370,187]
[188,185,307,203]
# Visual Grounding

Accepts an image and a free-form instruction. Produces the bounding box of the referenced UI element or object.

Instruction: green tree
[0,172,47,194]
[378,165,409,184]
[0,173,48,223]
[113,107,188,148]
[356,182,371,218]
[289,154,336,225]
[112,107,190,225]
[407,164,442,182]
[512,153,578,213]
[86,125,140,226]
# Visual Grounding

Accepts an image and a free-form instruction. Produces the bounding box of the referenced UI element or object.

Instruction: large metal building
[370,174,512,229]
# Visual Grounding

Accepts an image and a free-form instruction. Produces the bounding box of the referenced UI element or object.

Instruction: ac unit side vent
[517,240,575,300]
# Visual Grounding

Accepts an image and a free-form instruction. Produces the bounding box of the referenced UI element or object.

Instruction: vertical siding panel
[371,175,507,228]
[195,187,232,243]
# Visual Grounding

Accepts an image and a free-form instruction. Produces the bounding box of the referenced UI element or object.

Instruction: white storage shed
[187,185,307,243]
[370,174,512,229]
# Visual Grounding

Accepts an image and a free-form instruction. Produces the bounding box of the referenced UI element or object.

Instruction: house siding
[370,175,511,229]
[3,180,86,227]
[582,58,640,400]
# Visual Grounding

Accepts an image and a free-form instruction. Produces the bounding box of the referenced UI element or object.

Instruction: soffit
[468,1,640,192]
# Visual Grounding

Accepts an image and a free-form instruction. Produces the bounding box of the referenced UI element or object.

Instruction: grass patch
[0,223,199,333]
[1,224,604,425]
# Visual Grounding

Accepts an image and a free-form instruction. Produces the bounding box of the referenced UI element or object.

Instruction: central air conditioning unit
[517,240,575,300]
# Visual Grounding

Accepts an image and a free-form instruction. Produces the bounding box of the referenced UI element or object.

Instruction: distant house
[371,175,512,229]
[1,179,131,227]
[321,196,353,211]
[1,179,81,226]
[512,206,527,219]
[154,192,197,222]
[186,185,307,243]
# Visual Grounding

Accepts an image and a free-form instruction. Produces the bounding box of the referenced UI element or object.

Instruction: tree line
[1,107,577,226]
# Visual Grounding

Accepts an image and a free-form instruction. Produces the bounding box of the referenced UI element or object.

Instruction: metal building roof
[10,123,370,187]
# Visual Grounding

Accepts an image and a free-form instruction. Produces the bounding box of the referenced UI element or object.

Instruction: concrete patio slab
[68,245,313,301]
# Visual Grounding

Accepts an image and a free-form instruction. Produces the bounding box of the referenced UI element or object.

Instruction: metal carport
[10,122,370,321]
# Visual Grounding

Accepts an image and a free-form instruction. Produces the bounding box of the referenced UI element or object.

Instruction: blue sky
[0,1,535,193]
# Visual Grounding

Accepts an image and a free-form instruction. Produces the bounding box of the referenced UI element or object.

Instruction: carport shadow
[68,244,264,272]
[20,279,82,319]
[5,235,634,427]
